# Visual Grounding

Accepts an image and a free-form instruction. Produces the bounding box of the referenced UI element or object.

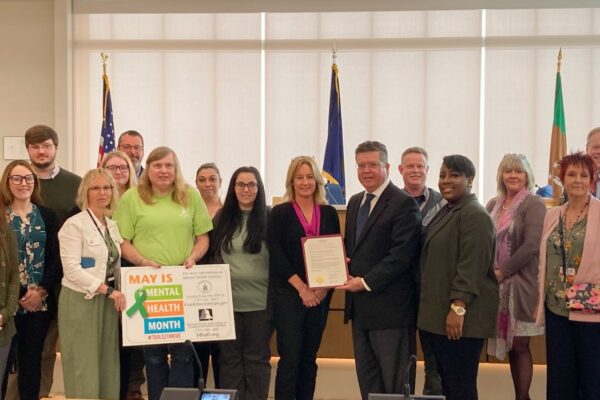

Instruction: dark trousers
[422,330,483,400]
[545,307,600,400]
[14,311,51,400]
[272,286,330,400]
[119,344,146,399]
[219,310,273,400]
[193,342,220,388]
[144,343,194,400]
[352,324,416,400]
[418,329,442,395]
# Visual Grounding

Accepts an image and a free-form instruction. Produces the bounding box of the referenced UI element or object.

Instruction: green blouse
[545,217,586,317]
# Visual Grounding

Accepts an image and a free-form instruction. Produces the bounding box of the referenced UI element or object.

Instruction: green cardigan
[417,193,499,338]
[0,227,19,346]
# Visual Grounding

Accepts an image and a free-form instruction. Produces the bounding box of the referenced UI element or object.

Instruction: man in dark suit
[398,146,444,396]
[339,141,422,400]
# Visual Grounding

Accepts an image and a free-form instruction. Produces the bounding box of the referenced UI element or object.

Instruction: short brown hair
[25,125,58,146]
[355,141,388,163]
[118,130,144,147]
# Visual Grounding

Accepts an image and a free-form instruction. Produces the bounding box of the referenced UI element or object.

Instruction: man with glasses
[21,125,81,399]
[339,141,422,399]
[118,130,145,178]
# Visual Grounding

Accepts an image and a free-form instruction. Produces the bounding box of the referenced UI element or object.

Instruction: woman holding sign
[113,147,212,400]
[58,169,126,399]
[210,166,272,400]
[268,156,340,400]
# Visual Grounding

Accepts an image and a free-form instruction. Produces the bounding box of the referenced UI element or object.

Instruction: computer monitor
[368,394,445,400]
[200,389,238,400]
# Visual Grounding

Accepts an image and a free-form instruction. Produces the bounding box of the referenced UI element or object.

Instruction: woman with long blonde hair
[267,156,340,400]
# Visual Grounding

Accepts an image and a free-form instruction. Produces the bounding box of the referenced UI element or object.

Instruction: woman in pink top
[536,152,600,400]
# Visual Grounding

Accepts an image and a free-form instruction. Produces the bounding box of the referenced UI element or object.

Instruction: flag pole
[557,47,562,73]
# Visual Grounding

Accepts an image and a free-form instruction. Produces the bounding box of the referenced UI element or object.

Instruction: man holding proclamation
[340,140,422,400]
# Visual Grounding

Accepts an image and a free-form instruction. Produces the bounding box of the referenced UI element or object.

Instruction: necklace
[563,196,590,231]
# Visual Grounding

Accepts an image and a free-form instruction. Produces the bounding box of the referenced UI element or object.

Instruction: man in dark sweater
[398,146,444,396]
[25,125,81,397]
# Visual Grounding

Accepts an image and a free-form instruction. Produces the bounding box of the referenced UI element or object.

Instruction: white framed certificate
[302,234,348,288]
[121,264,236,346]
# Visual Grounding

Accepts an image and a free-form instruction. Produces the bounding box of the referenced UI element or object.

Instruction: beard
[31,156,55,171]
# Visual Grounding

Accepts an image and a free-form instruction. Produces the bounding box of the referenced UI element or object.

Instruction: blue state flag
[323,63,345,205]
[97,73,115,166]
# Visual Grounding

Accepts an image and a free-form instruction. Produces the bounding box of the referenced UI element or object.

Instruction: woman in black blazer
[0,160,60,400]
[268,156,340,400]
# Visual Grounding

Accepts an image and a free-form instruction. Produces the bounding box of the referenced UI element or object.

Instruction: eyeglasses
[235,182,258,191]
[356,162,383,171]
[8,174,35,185]
[88,185,113,193]
[105,165,130,173]
[119,144,143,151]
[28,143,54,152]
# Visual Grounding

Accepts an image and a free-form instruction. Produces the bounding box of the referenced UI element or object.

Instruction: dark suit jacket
[268,202,340,289]
[344,182,422,330]
[37,205,62,315]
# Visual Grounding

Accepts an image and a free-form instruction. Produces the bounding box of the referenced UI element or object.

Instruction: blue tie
[355,193,375,239]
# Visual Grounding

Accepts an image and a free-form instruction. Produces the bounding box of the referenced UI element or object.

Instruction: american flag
[97,72,115,166]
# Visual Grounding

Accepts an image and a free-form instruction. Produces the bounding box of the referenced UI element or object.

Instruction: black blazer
[344,182,422,330]
[36,205,61,315]
[268,202,340,289]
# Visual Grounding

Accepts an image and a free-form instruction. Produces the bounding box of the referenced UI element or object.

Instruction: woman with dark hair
[196,163,223,219]
[417,155,498,400]
[268,156,340,400]
[0,160,60,400]
[535,152,600,400]
[485,154,545,400]
[211,166,272,400]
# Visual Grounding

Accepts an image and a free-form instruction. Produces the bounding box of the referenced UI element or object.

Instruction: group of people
[0,123,597,400]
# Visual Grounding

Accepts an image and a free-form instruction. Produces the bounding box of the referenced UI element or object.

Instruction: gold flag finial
[332,40,337,65]
[557,48,562,73]
[101,52,109,76]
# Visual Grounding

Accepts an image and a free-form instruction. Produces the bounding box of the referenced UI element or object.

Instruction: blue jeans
[144,343,194,400]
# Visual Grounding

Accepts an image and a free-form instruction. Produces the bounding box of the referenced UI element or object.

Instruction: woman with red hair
[536,152,600,400]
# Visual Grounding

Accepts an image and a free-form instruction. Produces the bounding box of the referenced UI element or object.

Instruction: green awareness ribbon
[126,288,148,319]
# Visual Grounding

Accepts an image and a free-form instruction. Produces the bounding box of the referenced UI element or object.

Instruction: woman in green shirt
[210,166,272,400]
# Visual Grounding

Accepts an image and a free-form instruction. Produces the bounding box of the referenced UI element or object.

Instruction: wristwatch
[450,303,466,316]
[105,287,114,297]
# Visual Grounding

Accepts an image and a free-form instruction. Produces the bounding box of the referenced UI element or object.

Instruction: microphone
[185,339,205,393]
[403,354,418,397]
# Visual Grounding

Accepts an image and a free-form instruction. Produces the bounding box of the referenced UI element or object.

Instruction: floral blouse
[545,216,586,318]
[7,204,47,314]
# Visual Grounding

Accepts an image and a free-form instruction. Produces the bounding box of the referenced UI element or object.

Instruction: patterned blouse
[545,216,586,318]
[7,204,47,314]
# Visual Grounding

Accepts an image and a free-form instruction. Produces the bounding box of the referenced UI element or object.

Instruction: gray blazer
[486,194,546,322]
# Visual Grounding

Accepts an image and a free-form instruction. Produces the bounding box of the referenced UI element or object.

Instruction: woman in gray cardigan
[486,154,545,400]
[417,155,498,400]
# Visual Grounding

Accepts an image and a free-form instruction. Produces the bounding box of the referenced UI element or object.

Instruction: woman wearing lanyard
[268,156,340,400]
[58,169,126,399]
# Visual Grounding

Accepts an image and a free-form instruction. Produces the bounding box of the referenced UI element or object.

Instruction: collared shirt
[595,175,600,198]
[359,178,391,214]
[36,164,60,180]
[403,185,430,211]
